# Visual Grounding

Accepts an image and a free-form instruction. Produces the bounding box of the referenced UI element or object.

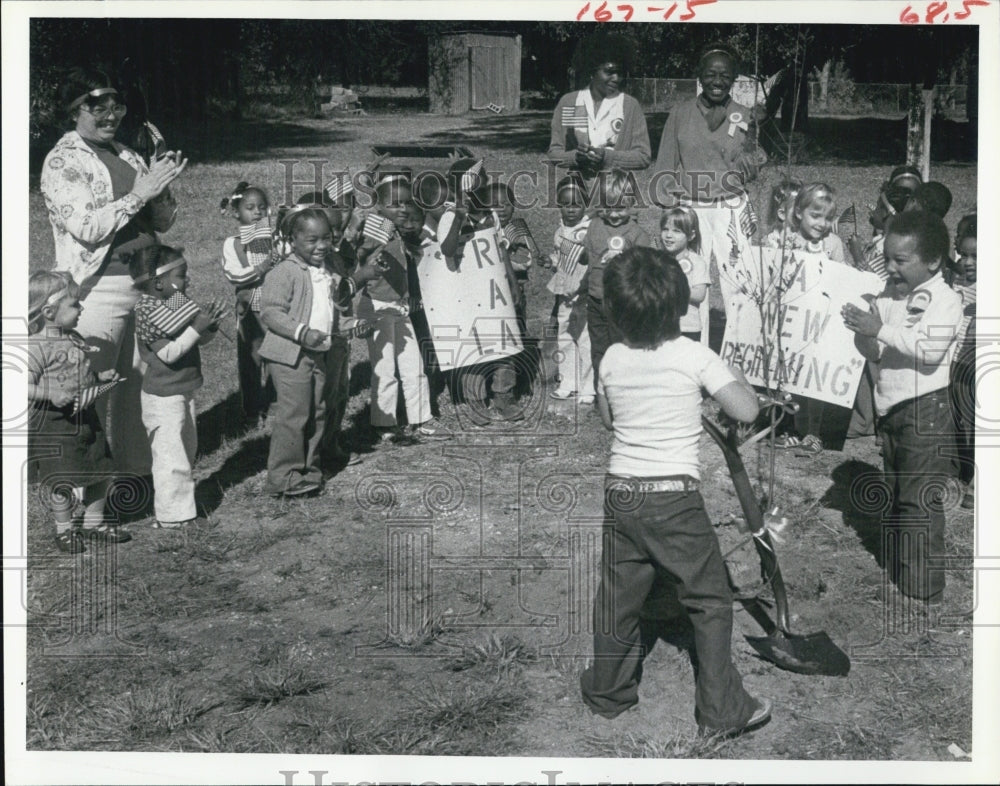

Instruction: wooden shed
[428,31,521,115]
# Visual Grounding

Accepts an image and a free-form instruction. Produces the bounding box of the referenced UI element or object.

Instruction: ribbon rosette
[727,111,749,137]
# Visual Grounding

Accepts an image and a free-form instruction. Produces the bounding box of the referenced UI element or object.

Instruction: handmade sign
[417,227,523,371]
[719,248,885,407]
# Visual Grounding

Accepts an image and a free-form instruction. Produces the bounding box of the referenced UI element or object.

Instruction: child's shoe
[154,515,211,528]
[549,388,576,400]
[794,434,823,456]
[376,426,403,444]
[413,418,450,441]
[698,697,772,739]
[82,520,133,543]
[961,478,974,509]
[54,528,86,554]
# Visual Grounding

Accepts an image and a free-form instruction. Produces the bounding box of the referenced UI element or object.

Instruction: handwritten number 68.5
[900,0,988,24]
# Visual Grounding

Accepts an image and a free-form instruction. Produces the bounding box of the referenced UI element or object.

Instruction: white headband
[132,256,185,284]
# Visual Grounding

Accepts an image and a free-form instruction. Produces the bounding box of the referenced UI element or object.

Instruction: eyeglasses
[81,102,127,120]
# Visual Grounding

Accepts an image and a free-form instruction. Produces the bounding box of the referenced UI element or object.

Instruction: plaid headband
[68,86,119,111]
[132,256,185,284]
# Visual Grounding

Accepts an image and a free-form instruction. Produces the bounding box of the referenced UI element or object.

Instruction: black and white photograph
[4,1,999,783]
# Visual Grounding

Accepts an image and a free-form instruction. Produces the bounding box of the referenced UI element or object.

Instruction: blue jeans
[581,478,756,731]
[878,388,953,600]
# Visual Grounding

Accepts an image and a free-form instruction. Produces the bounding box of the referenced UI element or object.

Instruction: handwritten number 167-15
[900,0,988,23]
[577,0,717,22]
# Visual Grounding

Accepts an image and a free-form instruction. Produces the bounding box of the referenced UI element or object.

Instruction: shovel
[702,414,850,676]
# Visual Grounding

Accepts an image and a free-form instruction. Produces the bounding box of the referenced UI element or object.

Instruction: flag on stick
[739,199,759,238]
[558,242,585,274]
[727,210,740,259]
[504,218,531,246]
[145,292,201,339]
[362,214,395,245]
[239,220,272,246]
[460,160,485,193]
[834,203,857,235]
[72,377,125,415]
[325,174,354,203]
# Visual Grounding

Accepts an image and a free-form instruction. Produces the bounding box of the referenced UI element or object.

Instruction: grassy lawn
[24,110,977,761]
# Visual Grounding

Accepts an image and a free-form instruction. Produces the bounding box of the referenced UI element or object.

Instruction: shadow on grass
[195,434,269,516]
[196,392,253,457]
[821,458,886,567]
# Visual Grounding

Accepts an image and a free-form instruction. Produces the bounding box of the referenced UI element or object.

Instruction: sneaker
[376,426,403,444]
[413,418,450,441]
[700,698,772,738]
[794,434,823,456]
[277,480,322,498]
[54,529,86,554]
[81,521,133,543]
[549,388,576,400]
[154,516,210,528]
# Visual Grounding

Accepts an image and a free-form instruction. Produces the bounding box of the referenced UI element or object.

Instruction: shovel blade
[745,631,851,676]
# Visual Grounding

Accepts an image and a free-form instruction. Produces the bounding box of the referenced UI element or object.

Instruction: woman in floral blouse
[40,66,186,482]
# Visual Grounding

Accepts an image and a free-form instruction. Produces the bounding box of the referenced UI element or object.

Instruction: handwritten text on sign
[720,248,885,407]
[417,228,523,371]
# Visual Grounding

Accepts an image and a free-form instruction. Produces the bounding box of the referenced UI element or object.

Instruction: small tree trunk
[817,59,831,111]
[921,87,934,180]
[906,82,926,176]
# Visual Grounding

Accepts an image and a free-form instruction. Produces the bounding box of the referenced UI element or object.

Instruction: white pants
[359,297,432,427]
[76,274,152,475]
[141,391,197,523]
[553,295,593,394]
[688,194,755,326]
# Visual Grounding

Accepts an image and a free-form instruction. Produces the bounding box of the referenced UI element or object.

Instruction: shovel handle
[702,415,792,635]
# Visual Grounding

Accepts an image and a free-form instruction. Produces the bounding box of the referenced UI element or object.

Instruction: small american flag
[72,377,125,415]
[460,160,485,193]
[558,242,585,274]
[145,121,165,146]
[561,105,588,129]
[739,199,759,238]
[504,218,531,246]
[144,292,201,339]
[727,211,740,258]
[239,220,272,246]
[363,214,396,245]
[325,174,354,202]
[338,318,376,340]
[834,204,857,235]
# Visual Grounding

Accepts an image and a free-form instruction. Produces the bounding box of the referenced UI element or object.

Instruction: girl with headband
[27,271,131,552]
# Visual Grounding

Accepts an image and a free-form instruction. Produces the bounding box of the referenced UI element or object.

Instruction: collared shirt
[307,264,335,337]
[40,131,149,285]
[577,89,625,149]
[868,271,962,415]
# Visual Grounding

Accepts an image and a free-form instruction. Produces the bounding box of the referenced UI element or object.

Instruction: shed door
[469,46,505,109]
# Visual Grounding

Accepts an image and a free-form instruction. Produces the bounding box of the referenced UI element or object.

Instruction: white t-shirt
[677,250,710,333]
[598,337,736,479]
